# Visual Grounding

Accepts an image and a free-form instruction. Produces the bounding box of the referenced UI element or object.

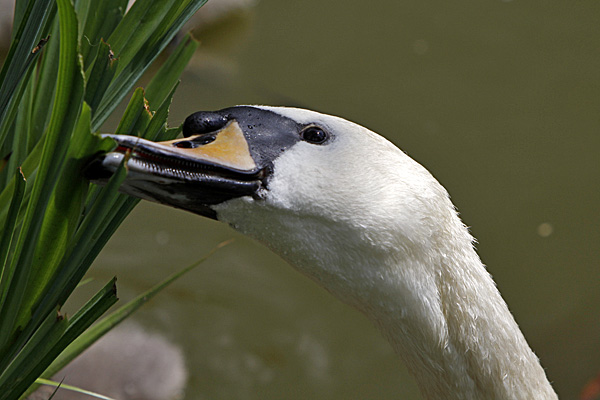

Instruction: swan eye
[301,126,329,145]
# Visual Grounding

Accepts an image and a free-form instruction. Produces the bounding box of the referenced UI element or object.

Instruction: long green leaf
[114,87,148,135]
[0,139,42,234]
[24,160,127,343]
[0,62,36,188]
[145,33,199,109]
[2,279,117,400]
[143,82,179,141]
[0,169,26,311]
[29,18,61,153]
[19,104,114,324]
[0,0,83,356]
[91,0,208,130]
[108,0,176,69]
[0,62,36,167]
[0,0,209,396]
[0,309,67,400]
[67,40,192,307]
[84,41,119,112]
[80,87,147,219]
[79,0,127,69]
[0,0,54,131]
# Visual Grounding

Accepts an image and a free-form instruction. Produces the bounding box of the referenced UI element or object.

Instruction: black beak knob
[182,111,229,137]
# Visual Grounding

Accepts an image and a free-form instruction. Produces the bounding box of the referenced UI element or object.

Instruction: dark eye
[301,126,329,144]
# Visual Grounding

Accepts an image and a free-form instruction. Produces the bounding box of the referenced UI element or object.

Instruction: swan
[87,105,558,399]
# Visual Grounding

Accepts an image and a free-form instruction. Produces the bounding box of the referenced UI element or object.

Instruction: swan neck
[366,246,558,400]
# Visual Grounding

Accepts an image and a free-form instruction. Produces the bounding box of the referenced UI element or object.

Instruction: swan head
[88,105,463,306]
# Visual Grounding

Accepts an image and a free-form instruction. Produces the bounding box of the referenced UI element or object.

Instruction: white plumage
[212,107,558,399]
[90,105,559,399]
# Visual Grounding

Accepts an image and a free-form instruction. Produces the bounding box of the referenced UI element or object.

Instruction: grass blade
[79,0,126,69]
[25,159,127,339]
[84,40,119,113]
[0,0,84,351]
[0,309,67,400]
[29,19,60,152]
[1,279,117,400]
[18,104,114,324]
[0,0,54,130]
[145,33,199,109]
[143,82,179,141]
[108,0,177,69]
[91,0,207,130]
[0,169,26,311]
[114,87,148,135]
[0,0,208,396]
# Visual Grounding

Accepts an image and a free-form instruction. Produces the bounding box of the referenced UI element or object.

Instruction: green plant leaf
[0,0,209,397]
[0,0,84,351]
[0,139,42,235]
[79,0,126,69]
[0,169,26,311]
[108,0,177,70]
[18,104,114,326]
[29,19,61,152]
[1,64,36,185]
[91,0,207,130]
[84,40,119,113]
[114,87,149,136]
[1,279,117,400]
[0,0,54,131]
[143,82,179,141]
[24,158,128,340]
[145,33,199,109]
[0,308,67,400]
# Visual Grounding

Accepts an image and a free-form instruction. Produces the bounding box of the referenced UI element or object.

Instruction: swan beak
[151,121,257,171]
[86,119,268,219]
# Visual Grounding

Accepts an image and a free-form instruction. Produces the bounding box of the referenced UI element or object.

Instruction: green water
[85,1,599,398]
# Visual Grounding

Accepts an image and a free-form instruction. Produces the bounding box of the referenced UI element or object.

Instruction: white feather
[214,106,557,399]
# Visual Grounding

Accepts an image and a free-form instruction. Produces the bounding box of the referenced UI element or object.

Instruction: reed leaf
[0,0,208,397]
[0,0,84,351]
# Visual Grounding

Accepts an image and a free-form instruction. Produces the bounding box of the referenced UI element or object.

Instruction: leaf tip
[111,277,118,298]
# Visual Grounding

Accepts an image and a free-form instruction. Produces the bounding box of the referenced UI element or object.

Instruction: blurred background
[8,0,600,399]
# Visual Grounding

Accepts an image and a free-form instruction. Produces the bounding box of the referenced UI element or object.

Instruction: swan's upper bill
[87,106,557,400]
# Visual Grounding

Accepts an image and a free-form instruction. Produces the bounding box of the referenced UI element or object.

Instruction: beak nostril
[173,134,216,149]
[174,141,194,149]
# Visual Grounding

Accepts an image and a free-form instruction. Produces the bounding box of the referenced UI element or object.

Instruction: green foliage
[0,0,205,398]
